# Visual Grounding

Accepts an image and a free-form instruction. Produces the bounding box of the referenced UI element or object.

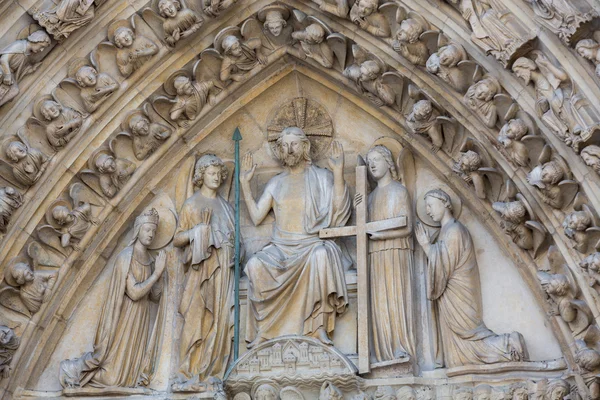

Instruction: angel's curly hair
[193,154,228,187]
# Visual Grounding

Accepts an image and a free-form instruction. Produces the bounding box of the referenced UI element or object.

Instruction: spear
[232,127,242,362]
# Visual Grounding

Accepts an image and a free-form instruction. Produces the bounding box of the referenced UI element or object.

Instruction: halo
[107,19,132,44]
[121,108,148,132]
[214,26,242,54]
[163,69,191,97]
[32,94,56,121]
[3,256,31,287]
[266,97,334,160]
[369,137,405,180]
[148,206,177,250]
[45,199,72,229]
[67,58,92,79]
[416,183,462,227]
[88,148,114,171]
[257,3,290,22]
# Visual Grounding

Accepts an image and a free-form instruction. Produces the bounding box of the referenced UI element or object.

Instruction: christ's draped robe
[368,180,415,362]
[427,219,526,367]
[177,191,236,381]
[245,164,351,343]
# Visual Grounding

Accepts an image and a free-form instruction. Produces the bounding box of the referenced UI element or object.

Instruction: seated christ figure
[240,127,351,348]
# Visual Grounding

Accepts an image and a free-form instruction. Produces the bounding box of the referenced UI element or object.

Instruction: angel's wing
[79,169,105,198]
[90,42,120,81]
[110,132,137,161]
[525,220,548,258]
[194,49,225,89]
[241,18,266,42]
[381,71,405,110]
[69,182,105,208]
[175,156,196,213]
[456,60,483,92]
[52,80,89,117]
[27,241,65,270]
[37,225,70,256]
[420,30,441,55]
[221,160,235,201]
[493,94,519,127]
[478,167,504,202]
[141,8,167,45]
[151,96,178,128]
[559,180,579,210]
[326,33,347,70]
[0,285,30,317]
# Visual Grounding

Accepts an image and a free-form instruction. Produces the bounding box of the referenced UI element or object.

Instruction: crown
[136,208,159,226]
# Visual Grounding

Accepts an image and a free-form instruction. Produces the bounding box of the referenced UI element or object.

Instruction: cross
[319,156,406,374]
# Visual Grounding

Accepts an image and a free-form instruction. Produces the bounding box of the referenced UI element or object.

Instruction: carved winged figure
[576,32,600,79]
[526,147,578,209]
[344,45,403,108]
[426,39,481,93]
[291,15,346,70]
[202,0,237,18]
[215,26,267,83]
[582,145,600,175]
[573,326,600,400]
[386,4,438,66]
[498,117,546,168]
[0,260,57,317]
[0,187,23,234]
[0,27,51,108]
[0,326,19,379]
[80,148,136,198]
[31,0,97,41]
[241,4,293,57]
[562,202,600,254]
[115,106,172,160]
[55,58,119,115]
[464,76,517,129]
[27,95,83,149]
[102,17,159,78]
[406,98,456,153]
[142,0,203,47]
[580,252,600,295]
[350,0,391,38]
[452,145,502,201]
[1,133,48,187]
[312,0,349,18]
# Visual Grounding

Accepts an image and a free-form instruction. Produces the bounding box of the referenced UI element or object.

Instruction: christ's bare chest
[272,173,306,234]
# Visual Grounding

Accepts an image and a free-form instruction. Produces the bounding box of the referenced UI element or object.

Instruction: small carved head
[512,57,537,85]
[26,30,51,54]
[264,11,287,37]
[10,262,35,286]
[5,141,27,163]
[367,145,398,181]
[396,19,423,44]
[320,382,343,400]
[563,210,592,235]
[396,387,416,400]
[473,385,492,400]
[498,119,528,146]
[1,186,23,207]
[581,252,600,275]
[359,60,382,81]
[493,200,527,224]
[581,145,600,174]
[158,0,181,18]
[193,154,228,189]
[40,100,62,121]
[0,326,15,346]
[540,161,564,185]
[438,44,463,67]
[456,150,481,174]
[543,273,570,297]
[130,208,159,247]
[274,127,312,167]
[576,39,600,62]
[299,23,326,44]
[355,0,378,18]
[52,205,74,225]
[374,386,397,400]
[546,380,569,400]
[412,100,433,121]
[114,26,135,48]
[468,78,499,102]
[129,114,151,136]
[75,66,98,88]
[255,384,279,400]
[222,35,242,57]
[173,75,194,96]
[424,189,453,222]
[95,153,117,174]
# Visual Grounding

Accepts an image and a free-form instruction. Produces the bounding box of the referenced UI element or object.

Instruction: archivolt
[0,0,599,394]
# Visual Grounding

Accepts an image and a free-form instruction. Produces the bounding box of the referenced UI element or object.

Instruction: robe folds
[368,181,415,362]
[245,165,351,343]
[177,192,236,381]
[427,219,527,368]
[59,246,165,388]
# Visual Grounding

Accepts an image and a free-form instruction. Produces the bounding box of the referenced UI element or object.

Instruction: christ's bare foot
[311,327,333,345]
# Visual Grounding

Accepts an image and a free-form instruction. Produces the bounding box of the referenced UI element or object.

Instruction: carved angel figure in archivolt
[151,60,222,128]
[0,258,57,318]
[31,0,104,42]
[113,104,172,160]
[464,75,518,129]
[80,147,136,199]
[290,12,347,70]
[28,183,104,270]
[343,44,404,109]
[386,5,438,67]
[93,15,160,79]
[426,36,482,94]
[497,113,546,169]
[142,0,203,47]
[527,146,578,210]
[0,131,48,188]
[53,58,119,115]
[26,94,83,150]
